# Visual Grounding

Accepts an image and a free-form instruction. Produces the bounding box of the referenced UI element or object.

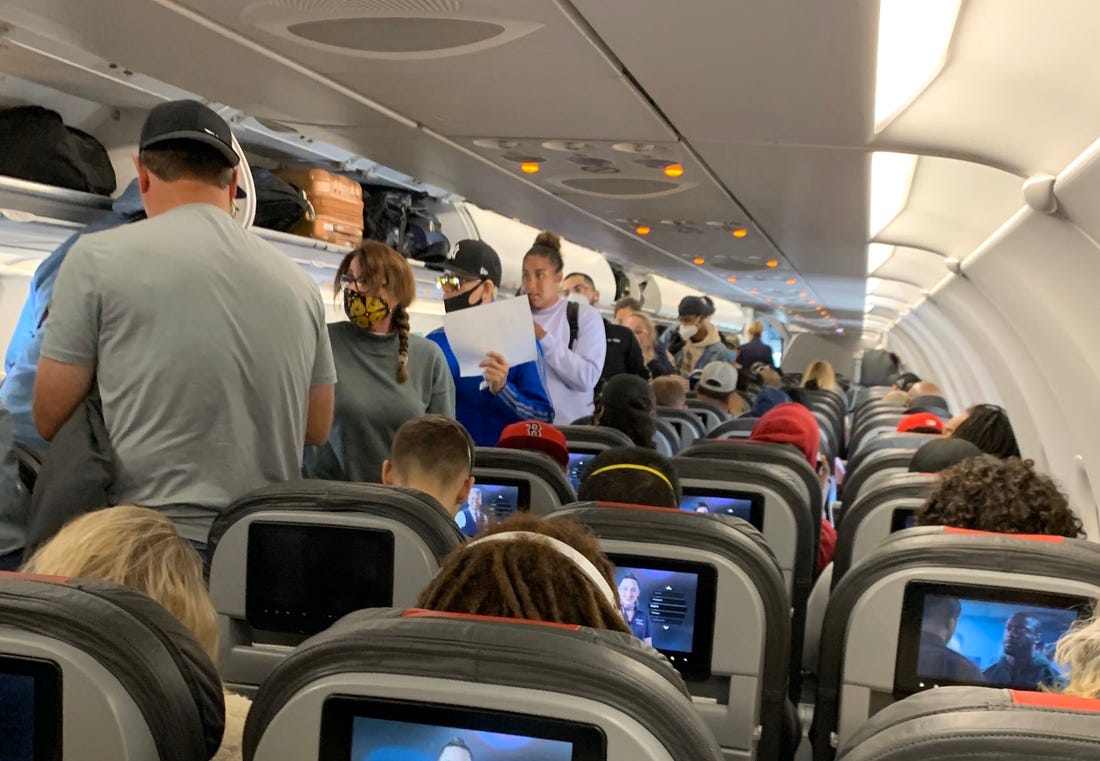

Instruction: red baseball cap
[897,412,945,434]
[497,420,569,468]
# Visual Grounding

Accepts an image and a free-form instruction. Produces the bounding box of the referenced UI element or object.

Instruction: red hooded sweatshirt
[749,402,836,573]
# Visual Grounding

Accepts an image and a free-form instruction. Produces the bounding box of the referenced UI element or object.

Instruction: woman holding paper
[523,232,607,425]
[427,239,554,446]
[325,241,455,482]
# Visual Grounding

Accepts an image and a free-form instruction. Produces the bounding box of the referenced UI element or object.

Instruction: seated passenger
[426,240,553,446]
[751,387,791,418]
[593,375,657,449]
[880,389,909,405]
[34,100,336,546]
[908,438,983,473]
[22,506,248,761]
[576,446,682,509]
[651,376,687,410]
[891,372,921,393]
[496,419,570,472]
[801,360,838,392]
[327,241,455,482]
[695,361,745,416]
[562,272,649,385]
[749,403,835,573]
[381,416,475,516]
[947,403,1021,459]
[623,311,677,379]
[917,457,1084,537]
[523,232,606,425]
[907,381,951,418]
[416,513,630,633]
[918,595,983,683]
[897,412,945,435]
[1055,612,1100,698]
[672,296,733,377]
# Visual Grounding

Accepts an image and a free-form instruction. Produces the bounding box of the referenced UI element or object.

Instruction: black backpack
[0,105,116,195]
[250,169,312,232]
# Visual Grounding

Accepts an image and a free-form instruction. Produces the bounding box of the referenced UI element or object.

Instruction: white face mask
[565,291,589,306]
[677,323,699,340]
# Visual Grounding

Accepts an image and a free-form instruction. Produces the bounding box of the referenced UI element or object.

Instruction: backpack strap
[566,300,580,351]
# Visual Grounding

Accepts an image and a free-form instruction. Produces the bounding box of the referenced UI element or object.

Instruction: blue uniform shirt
[623,605,652,641]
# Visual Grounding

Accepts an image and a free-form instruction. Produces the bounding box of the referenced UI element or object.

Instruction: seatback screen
[455,481,530,538]
[319,696,606,761]
[567,452,597,493]
[894,582,1091,696]
[889,508,918,533]
[247,522,394,636]
[0,654,62,761]
[680,488,764,530]
[607,554,717,678]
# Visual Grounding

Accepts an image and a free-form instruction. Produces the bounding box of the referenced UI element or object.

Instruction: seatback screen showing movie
[889,508,918,533]
[607,554,717,678]
[0,655,62,761]
[455,480,530,538]
[247,522,394,636]
[318,696,606,761]
[566,452,597,494]
[894,582,1091,697]
[680,489,764,530]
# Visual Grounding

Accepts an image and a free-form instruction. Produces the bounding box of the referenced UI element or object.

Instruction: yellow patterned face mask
[343,288,391,329]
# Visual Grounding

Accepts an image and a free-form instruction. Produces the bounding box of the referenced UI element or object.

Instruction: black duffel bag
[0,105,116,195]
[251,169,312,232]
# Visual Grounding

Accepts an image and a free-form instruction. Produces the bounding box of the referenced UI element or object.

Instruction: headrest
[473,447,575,502]
[244,607,722,761]
[0,572,224,761]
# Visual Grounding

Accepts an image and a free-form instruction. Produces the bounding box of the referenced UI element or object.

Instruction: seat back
[244,608,725,761]
[473,447,575,516]
[849,413,905,456]
[653,417,679,456]
[832,473,936,585]
[0,573,224,761]
[838,449,917,515]
[552,502,790,761]
[836,687,1100,761]
[657,407,707,449]
[813,528,1100,760]
[846,434,934,479]
[673,456,816,700]
[709,417,759,439]
[685,399,729,433]
[206,481,464,692]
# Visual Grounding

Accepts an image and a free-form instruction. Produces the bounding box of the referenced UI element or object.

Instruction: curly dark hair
[416,514,630,634]
[918,457,1084,538]
[952,403,1020,459]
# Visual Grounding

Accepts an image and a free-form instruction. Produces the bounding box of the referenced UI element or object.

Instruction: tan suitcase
[275,167,364,247]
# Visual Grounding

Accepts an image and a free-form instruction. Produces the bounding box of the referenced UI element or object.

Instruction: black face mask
[443,283,485,313]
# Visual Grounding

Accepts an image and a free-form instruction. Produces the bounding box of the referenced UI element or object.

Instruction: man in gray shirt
[34,100,336,542]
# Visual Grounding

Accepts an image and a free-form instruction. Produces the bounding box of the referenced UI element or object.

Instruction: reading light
[867,242,894,274]
[727,276,737,283]
[809,299,816,305]
[732,227,748,238]
[799,290,807,297]
[663,163,684,178]
[786,278,796,285]
[693,257,705,265]
[869,152,917,238]
[521,162,541,174]
[749,288,758,294]
[874,0,961,132]
[635,225,651,235]
[766,259,779,268]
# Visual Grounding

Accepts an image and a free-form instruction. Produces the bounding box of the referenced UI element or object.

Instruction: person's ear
[133,156,152,194]
[455,475,475,508]
[380,459,396,486]
[227,168,240,206]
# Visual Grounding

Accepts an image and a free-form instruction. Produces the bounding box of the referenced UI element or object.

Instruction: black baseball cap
[140,100,240,168]
[443,239,502,287]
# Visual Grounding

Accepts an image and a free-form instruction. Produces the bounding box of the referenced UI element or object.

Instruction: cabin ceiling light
[874,0,960,132]
[869,151,917,238]
[866,243,894,274]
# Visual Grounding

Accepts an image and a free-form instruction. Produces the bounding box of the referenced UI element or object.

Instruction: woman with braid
[326,241,454,482]
[417,513,631,633]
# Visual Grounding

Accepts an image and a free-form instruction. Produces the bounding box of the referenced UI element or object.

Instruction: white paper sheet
[441,296,539,377]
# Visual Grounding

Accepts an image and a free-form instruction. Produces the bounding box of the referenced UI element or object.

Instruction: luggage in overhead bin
[0,106,117,195]
[362,187,412,251]
[275,167,363,247]
[250,169,312,232]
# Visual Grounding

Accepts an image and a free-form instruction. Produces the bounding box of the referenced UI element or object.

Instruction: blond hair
[22,507,218,661]
[748,320,764,338]
[802,360,837,391]
[1056,611,1100,698]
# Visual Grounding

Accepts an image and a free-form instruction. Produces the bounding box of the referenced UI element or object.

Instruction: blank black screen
[0,655,61,761]
[247,522,395,636]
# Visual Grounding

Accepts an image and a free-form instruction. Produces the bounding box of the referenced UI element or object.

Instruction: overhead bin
[462,203,615,305]
[646,274,746,333]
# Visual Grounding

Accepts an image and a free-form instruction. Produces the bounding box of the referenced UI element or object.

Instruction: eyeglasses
[436,272,483,291]
[338,274,374,291]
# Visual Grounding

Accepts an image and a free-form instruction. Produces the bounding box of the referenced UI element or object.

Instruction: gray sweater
[327,323,455,482]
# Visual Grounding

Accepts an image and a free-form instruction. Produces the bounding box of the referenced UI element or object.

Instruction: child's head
[382,416,475,515]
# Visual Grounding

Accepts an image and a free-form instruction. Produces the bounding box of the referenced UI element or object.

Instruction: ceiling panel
[873,246,949,290]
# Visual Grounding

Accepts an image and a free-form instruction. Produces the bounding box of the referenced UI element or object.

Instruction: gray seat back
[838,449,917,516]
[685,399,729,433]
[657,408,707,449]
[709,417,759,439]
[653,417,679,456]
[473,447,575,516]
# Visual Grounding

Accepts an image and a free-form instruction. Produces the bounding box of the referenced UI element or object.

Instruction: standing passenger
[427,239,553,446]
[672,296,733,377]
[737,320,774,369]
[523,232,606,425]
[623,311,678,379]
[327,241,455,482]
[34,100,336,546]
[561,271,649,385]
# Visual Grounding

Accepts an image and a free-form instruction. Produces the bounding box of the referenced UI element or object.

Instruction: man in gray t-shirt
[34,100,336,541]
